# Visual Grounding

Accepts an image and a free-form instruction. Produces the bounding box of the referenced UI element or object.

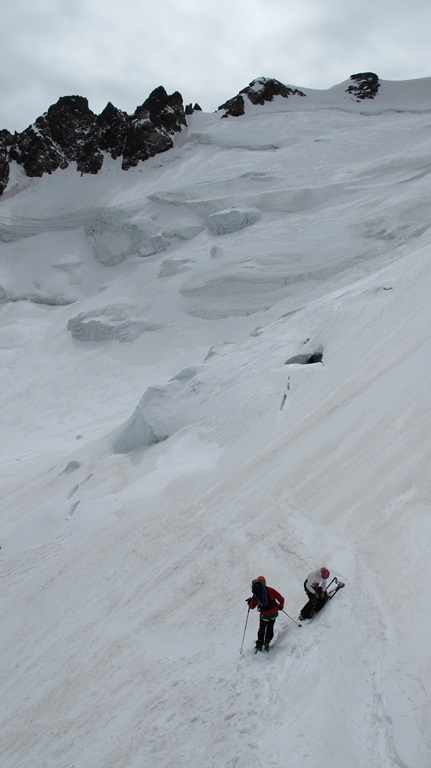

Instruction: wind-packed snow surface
[1,79,431,768]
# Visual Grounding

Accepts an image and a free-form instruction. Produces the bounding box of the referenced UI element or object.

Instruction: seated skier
[299,566,330,620]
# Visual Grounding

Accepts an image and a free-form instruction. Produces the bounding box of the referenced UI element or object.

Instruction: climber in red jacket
[246,575,284,652]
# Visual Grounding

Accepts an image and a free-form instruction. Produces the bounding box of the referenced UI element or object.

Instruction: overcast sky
[2,0,431,132]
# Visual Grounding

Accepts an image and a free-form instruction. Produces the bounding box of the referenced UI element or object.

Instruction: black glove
[246,597,252,605]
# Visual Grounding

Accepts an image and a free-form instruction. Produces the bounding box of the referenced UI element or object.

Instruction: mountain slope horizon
[2,71,431,198]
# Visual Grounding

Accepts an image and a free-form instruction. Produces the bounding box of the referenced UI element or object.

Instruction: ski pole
[239,607,250,654]
[281,609,302,627]
[326,576,337,591]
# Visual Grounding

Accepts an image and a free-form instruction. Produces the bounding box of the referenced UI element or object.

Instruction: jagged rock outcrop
[9,96,100,177]
[185,103,202,115]
[122,88,187,170]
[0,129,13,191]
[1,86,187,195]
[96,102,128,159]
[346,72,380,100]
[218,94,246,118]
[218,77,306,117]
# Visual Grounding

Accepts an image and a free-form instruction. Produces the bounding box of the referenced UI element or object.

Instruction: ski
[328,581,345,599]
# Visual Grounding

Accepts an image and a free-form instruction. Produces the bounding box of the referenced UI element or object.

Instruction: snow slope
[1,79,431,768]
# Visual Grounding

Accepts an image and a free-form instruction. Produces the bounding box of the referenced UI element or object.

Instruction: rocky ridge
[0,73,380,195]
[218,77,307,117]
[217,72,380,117]
[0,86,188,195]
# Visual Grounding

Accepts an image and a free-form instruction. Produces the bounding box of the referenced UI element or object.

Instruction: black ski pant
[300,581,328,618]
[256,616,276,647]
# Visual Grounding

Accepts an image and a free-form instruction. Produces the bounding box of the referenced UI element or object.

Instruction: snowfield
[1,79,431,768]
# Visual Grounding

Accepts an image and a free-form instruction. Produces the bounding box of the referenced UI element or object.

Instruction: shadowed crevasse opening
[285,351,323,365]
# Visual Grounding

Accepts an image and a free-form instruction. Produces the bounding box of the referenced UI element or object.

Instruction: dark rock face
[346,72,380,100]
[42,96,95,158]
[1,87,187,195]
[185,103,202,115]
[218,77,306,117]
[9,123,68,177]
[245,78,306,105]
[0,129,13,191]
[142,86,186,133]
[9,96,98,178]
[218,94,246,118]
[96,102,129,159]
[122,87,186,170]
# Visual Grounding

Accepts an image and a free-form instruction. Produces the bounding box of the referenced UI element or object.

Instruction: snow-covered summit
[218,71,431,116]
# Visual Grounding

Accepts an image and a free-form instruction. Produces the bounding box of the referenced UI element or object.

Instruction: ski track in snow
[1,95,431,767]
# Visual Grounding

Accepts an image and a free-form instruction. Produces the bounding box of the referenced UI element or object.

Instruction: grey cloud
[2,0,431,132]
